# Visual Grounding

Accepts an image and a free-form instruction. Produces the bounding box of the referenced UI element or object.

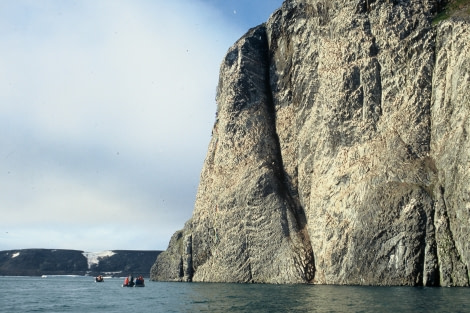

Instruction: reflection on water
[1,276,469,313]
[186,282,470,312]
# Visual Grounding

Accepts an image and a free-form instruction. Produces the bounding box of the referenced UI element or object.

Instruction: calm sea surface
[1,276,469,312]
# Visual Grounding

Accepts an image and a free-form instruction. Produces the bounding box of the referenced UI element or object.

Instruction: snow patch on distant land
[11,252,20,258]
[82,251,115,269]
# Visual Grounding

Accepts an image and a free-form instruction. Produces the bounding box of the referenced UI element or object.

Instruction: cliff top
[434,0,470,23]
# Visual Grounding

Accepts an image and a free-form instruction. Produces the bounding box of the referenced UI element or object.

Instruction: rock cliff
[151,0,469,286]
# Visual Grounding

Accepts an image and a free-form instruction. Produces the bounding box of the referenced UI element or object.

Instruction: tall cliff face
[151,0,470,286]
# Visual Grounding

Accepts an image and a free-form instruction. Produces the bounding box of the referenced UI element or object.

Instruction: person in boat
[123,274,135,287]
[95,275,104,282]
[135,275,145,287]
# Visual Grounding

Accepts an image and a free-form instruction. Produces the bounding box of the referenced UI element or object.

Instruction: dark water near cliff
[1,276,469,312]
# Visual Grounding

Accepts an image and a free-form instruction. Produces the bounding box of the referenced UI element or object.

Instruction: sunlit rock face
[151,0,470,286]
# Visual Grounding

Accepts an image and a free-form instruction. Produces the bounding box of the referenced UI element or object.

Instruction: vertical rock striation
[151,0,470,286]
[431,19,470,286]
[152,25,315,284]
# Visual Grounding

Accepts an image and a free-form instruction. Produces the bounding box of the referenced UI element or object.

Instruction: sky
[0,0,284,252]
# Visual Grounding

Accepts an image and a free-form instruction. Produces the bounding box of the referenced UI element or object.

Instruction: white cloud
[0,0,243,251]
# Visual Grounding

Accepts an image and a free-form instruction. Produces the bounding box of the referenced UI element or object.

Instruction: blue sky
[0,0,284,252]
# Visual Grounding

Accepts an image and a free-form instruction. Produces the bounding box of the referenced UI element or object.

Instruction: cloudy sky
[0,0,283,252]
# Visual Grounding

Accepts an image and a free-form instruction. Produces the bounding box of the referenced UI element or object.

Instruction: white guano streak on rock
[82,251,115,269]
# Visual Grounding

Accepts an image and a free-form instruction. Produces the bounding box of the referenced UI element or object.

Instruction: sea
[1,276,469,312]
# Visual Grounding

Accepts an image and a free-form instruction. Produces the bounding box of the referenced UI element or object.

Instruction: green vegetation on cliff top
[433,0,470,24]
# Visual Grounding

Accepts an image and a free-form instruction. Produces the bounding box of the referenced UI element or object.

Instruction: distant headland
[0,249,162,277]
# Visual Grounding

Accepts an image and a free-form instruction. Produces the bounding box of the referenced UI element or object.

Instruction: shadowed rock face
[151,0,470,286]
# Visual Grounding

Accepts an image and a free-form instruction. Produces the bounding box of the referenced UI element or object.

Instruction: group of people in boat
[94,274,145,287]
[123,274,145,287]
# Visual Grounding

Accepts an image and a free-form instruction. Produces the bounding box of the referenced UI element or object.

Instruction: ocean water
[1,276,469,312]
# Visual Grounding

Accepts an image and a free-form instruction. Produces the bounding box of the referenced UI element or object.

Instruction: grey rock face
[432,19,470,286]
[152,25,315,284]
[151,0,470,286]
